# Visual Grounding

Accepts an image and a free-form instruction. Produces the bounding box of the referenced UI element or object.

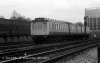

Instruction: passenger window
[63,25,64,30]
[59,25,61,30]
[55,24,57,30]
[61,25,63,30]
[58,24,60,30]
[34,23,35,29]
[59,25,60,30]
[52,23,54,29]
[55,24,56,30]
[54,24,56,30]
[61,25,62,30]
[49,23,51,29]
[56,24,58,30]
[63,25,65,30]
[56,24,57,30]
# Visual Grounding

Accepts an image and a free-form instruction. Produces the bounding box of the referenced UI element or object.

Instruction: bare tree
[76,22,84,26]
[0,15,5,19]
[10,10,31,21]
[25,17,31,21]
[10,10,21,19]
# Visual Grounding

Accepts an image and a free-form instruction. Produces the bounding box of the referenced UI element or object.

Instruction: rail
[0,39,99,63]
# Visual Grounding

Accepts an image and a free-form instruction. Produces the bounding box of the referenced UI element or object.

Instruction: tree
[0,16,5,19]
[26,17,31,21]
[10,10,31,21]
[76,22,84,26]
[10,10,21,19]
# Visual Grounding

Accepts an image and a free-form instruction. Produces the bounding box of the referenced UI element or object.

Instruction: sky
[0,0,100,23]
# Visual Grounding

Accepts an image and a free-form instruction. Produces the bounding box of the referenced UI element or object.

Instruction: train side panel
[69,24,77,35]
[48,21,69,35]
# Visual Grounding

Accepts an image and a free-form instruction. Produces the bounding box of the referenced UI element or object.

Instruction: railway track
[0,38,94,53]
[0,39,84,56]
[0,42,34,51]
[0,39,99,63]
[41,41,99,63]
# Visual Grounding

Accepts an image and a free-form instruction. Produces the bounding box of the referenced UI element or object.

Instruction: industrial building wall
[85,8,100,30]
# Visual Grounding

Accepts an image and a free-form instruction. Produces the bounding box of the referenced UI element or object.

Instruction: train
[31,18,90,44]
[0,17,91,44]
[0,18,32,42]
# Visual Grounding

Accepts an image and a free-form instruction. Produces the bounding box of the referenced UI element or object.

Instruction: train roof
[33,17,84,27]
[33,17,70,23]
[34,17,77,24]
[0,18,31,22]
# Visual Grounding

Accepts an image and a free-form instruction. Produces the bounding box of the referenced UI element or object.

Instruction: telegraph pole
[84,16,88,39]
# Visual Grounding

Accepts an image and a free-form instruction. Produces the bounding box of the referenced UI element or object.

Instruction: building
[85,8,100,38]
[85,8,100,30]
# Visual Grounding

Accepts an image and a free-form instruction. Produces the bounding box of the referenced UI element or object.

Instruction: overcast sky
[0,0,100,23]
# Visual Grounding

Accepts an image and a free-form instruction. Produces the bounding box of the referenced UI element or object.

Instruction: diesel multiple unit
[31,18,90,43]
[0,18,32,42]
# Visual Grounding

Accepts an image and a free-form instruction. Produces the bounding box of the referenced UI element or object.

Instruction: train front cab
[31,18,49,44]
